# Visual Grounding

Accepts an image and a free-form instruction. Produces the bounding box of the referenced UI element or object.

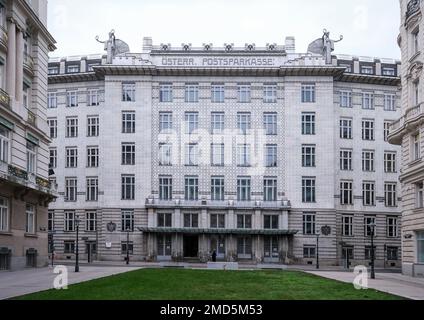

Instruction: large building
[388,0,424,277]
[0,0,57,271]
[47,32,402,267]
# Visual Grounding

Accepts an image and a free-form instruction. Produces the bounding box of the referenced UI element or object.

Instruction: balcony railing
[23,54,34,74]
[406,0,421,19]
[0,88,10,109]
[390,102,424,132]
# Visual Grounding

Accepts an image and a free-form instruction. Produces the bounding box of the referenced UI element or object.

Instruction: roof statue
[96,30,130,64]
[307,29,343,64]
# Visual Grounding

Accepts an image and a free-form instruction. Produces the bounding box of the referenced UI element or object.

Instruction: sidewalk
[0,265,142,300]
[306,270,424,300]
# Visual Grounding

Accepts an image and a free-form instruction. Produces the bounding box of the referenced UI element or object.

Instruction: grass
[16,269,402,300]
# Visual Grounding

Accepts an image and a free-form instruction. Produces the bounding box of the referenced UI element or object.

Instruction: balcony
[145,198,292,211]
[388,102,424,145]
[23,54,34,76]
[406,0,421,20]
[0,88,10,109]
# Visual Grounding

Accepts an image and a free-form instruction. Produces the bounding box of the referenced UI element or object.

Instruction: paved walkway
[0,265,142,300]
[306,270,424,300]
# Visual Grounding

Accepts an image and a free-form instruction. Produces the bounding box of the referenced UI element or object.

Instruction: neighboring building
[0,0,57,271]
[47,33,402,267]
[388,0,424,277]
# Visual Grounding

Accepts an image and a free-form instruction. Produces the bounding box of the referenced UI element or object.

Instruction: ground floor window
[386,246,398,261]
[210,236,226,256]
[121,241,134,255]
[418,231,424,263]
[365,246,377,260]
[0,196,9,232]
[64,241,75,254]
[237,237,252,258]
[157,235,172,257]
[303,245,316,258]
[264,237,279,259]
[25,204,35,234]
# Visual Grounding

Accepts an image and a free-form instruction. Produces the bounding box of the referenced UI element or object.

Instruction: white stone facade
[47,36,402,267]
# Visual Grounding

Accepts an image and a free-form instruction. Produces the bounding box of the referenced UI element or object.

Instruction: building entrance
[184,235,199,258]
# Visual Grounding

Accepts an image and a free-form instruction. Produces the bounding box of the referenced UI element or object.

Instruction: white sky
[47,0,401,60]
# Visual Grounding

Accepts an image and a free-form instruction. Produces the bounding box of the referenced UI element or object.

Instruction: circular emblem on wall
[321,225,331,236]
[107,222,117,233]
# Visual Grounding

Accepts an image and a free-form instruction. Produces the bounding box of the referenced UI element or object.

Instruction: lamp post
[126,228,130,265]
[316,231,320,269]
[75,216,81,273]
[370,222,376,280]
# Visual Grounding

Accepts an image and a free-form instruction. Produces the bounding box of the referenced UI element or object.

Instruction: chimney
[285,36,296,54]
[143,37,153,53]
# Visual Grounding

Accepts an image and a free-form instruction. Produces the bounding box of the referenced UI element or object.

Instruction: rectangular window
[414,80,420,106]
[48,66,59,75]
[302,145,316,167]
[211,112,225,134]
[302,177,316,203]
[384,94,396,111]
[48,210,54,232]
[362,120,375,141]
[64,241,75,254]
[303,213,316,235]
[86,211,97,231]
[122,143,135,166]
[47,118,57,139]
[265,145,277,167]
[87,146,99,168]
[66,117,78,138]
[122,112,135,134]
[121,242,134,255]
[122,175,135,200]
[86,177,98,202]
[64,211,75,232]
[387,217,399,238]
[185,83,199,103]
[301,83,316,103]
[340,118,353,139]
[0,197,8,232]
[185,144,199,166]
[382,68,396,76]
[185,176,199,201]
[159,144,172,166]
[340,91,352,108]
[361,66,374,74]
[159,112,173,133]
[159,176,173,201]
[416,182,424,209]
[87,116,99,137]
[384,121,392,142]
[340,181,353,205]
[238,84,251,103]
[49,148,57,169]
[65,147,78,168]
[67,91,78,107]
[121,210,134,232]
[264,113,277,135]
[363,182,375,206]
[184,214,199,228]
[302,113,315,135]
[385,183,397,207]
[122,83,135,102]
[387,247,399,261]
[47,92,57,109]
[237,113,251,135]
[211,144,224,166]
[264,215,279,229]
[263,84,277,103]
[362,150,375,172]
[0,127,10,163]
[67,65,80,73]
[417,231,424,263]
[237,144,251,167]
[340,149,353,171]
[65,178,77,202]
[237,177,251,201]
[88,90,99,106]
[342,216,353,237]
[237,214,252,229]
[303,246,316,258]
[211,84,225,103]
[264,178,277,202]
[364,216,376,237]
[384,152,397,173]
[211,177,225,201]
[26,142,37,175]
[158,213,172,228]
[185,112,199,134]
[159,83,173,102]
[210,214,225,229]
[412,133,421,161]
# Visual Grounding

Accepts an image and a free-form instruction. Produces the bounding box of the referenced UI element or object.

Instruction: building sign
[155,56,286,68]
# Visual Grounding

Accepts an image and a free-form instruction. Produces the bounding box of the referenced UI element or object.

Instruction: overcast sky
[47,0,401,59]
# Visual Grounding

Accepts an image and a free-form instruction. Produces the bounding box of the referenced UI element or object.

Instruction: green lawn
[16,269,402,300]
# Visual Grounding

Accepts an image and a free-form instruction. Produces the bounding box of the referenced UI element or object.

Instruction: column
[281,211,289,230]
[6,20,16,99]
[15,28,24,105]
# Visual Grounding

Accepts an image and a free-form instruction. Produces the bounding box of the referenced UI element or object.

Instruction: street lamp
[316,231,320,269]
[75,216,81,273]
[370,222,376,279]
[126,227,131,265]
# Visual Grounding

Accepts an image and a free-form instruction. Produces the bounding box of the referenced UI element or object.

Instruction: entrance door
[210,236,226,259]
[237,237,252,260]
[85,242,97,263]
[342,247,354,268]
[184,235,199,258]
[264,236,279,262]
[158,235,172,260]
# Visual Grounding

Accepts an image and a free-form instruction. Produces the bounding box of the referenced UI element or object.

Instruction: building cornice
[48,72,103,84]
[335,73,401,86]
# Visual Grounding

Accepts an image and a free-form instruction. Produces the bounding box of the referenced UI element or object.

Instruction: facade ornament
[182,43,192,51]
[322,29,343,64]
[224,43,234,52]
[203,43,212,51]
[96,30,116,64]
[267,43,277,51]
[245,43,255,51]
[160,43,171,51]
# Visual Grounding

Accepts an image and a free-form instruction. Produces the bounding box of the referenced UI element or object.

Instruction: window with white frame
[362,120,375,141]
[67,65,80,73]
[121,175,135,200]
[86,211,97,232]
[237,113,251,135]
[67,91,78,107]
[417,231,424,263]
[211,112,225,134]
[412,132,421,161]
[210,214,225,229]
[184,213,199,228]
[362,93,374,110]
[340,91,352,108]
[65,178,77,202]
[238,84,251,103]
[237,144,251,167]
[384,152,397,173]
[384,121,392,142]
[88,90,99,106]
[185,83,199,103]
[363,182,375,206]
[211,84,225,103]
[47,92,57,109]
[64,211,75,232]
[87,116,99,137]
[159,112,173,133]
[416,182,424,209]
[265,144,277,167]
[387,217,398,238]
[303,213,316,235]
[264,178,277,202]
[302,145,316,167]
[340,181,353,205]
[302,113,315,135]
[122,112,135,134]
[382,68,396,76]
[237,177,251,201]
[48,66,59,75]
[65,147,78,168]
[361,66,374,74]
[25,204,35,234]
[0,127,10,163]
[159,176,173,200]
[362,150,375,172]
[66,117,78,138]
[237,214,252,229]
[49,148,57,169]
[86,177,98,202]
[342,216,353,237]
[211,176,225,201]
[158,213,172,228]
[385,183,397,207]
[185,112,199,134]
[301,83,316,103]
[122,83,135,102]
[264,215,278,229]
[159,144,172,166]
[159,83,173,102]
[264,113,277,135]
[387,247,399,261]
[263,84,277,103]
[64,241,75,253]
[302,177,316,203]
[87,146,99,168]
[185,176,198,201]
[122,143,135,165]
[384,94,396,111]
[364,216,376,237]
[185,143,198,166]
[211,144,224,166]
[340,149,353,171]
[26,142,36,174]
[121,210,134,232]
[303,245,316,258]
[47,118,57,139]
[0,196,8,232]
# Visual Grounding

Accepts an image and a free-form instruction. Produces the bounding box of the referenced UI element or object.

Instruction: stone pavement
[0,265,142,300]
[306,270,424,300]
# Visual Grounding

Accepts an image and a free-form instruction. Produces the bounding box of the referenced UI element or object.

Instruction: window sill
[24,233,38,238]
[0,232,13,236]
